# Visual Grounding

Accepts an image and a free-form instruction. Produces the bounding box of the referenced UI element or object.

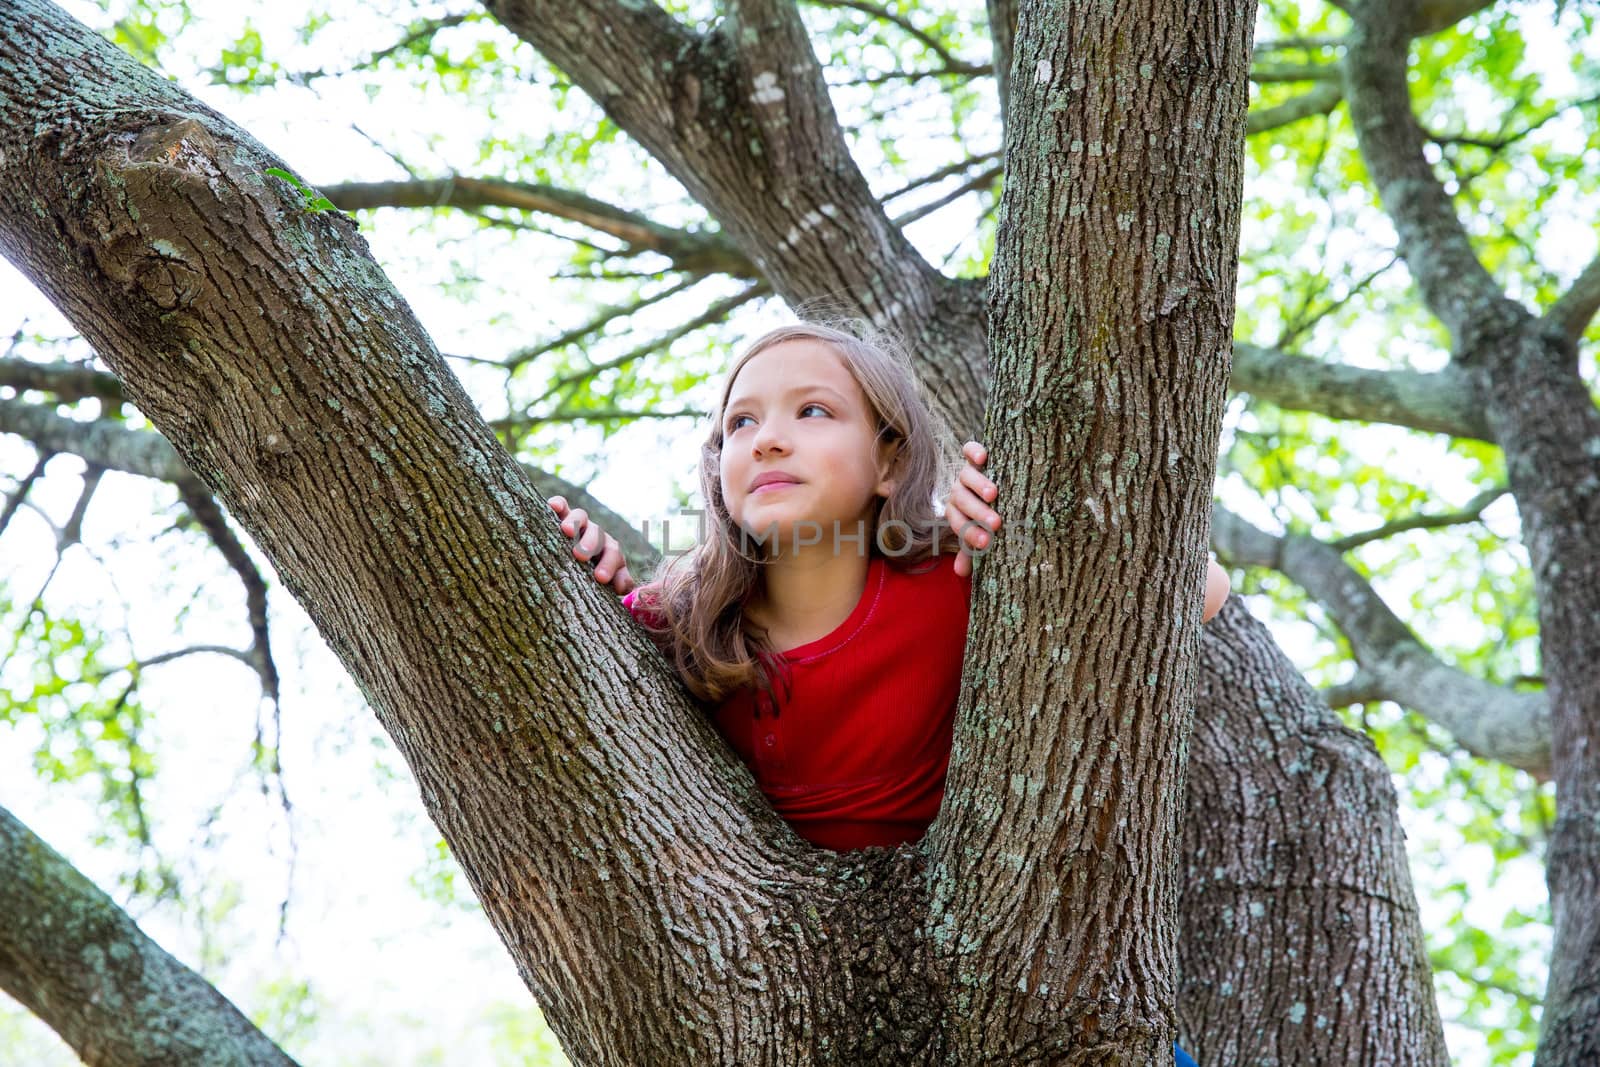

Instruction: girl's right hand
[547,496,636,596]
[945,440,1002,578]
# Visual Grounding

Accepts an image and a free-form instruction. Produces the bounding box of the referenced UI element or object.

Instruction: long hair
[631,318,962,709]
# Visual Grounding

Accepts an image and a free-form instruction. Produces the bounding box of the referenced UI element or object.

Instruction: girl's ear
[874,438,902,497]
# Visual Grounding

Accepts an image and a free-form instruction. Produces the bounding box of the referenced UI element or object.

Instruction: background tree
[1,0,1596,1064]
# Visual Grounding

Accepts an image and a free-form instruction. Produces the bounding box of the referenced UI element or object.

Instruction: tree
[0,0,1595,1063]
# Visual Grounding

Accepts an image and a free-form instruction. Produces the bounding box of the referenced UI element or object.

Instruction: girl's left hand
[945,440,1002,578]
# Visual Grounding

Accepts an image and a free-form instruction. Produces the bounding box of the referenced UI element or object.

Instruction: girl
[549,320,1218,1067]
[547,319,1228,853]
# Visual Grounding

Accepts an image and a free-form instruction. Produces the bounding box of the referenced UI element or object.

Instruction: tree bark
[924,1,1257,1060]
[0,805,302,1067]
[1343,2,1600,1060]
[0,6,895,1064]
[1180,599,1449,1065]
[0,0,1462,1063]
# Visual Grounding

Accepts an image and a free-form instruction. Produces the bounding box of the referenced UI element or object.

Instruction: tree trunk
[925,1,1256,1061]
[1342,3,1600,1059]
[1181,600,1449,1065]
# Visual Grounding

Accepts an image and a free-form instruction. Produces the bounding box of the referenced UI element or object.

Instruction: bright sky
[3,1,1592,1064]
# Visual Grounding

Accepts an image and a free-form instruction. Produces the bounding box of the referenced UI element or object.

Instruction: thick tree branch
[1212,505,1550,776]
[0,358,124,403]
[1341,0,1518,348]
[928,0,1259,1058]
[1545,252,1600,343]
[478,0,991,434]
[0,804,302,1067]
[1180,598,1448,1066]
[320,177,759,278]
[0,12,919,1057]
[1230,342,1492,440]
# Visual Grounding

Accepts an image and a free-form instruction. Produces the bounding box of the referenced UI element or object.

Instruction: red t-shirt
[623,553,972,851]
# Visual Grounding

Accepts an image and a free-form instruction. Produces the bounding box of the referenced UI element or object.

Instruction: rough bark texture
[0,805,303,1067]
[0,6,938,1065]
[1343,2,1600,1060]
[0,0,1464,1064]
[1180,599,1449,1065]
[924,2,1257,1061]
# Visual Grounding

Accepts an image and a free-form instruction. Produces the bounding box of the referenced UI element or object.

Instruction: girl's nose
[752,421,788,456]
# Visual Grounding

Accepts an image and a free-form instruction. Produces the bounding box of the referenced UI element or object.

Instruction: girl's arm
[1203,557,1230,622]
[947,441,1232,622]
[547,495,637,596]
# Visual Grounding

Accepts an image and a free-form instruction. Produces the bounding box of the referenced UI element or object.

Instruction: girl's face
[719,340,896,553]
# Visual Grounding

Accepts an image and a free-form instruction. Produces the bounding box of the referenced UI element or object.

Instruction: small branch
[1211,506,1550,776]
[879,151,1003,205]
[321,177,759,278]
[527,284,769,409]
[891,165,1003,228]
[205,14,475,88]
[507,406,706,426]
[1246,82,1344,136]
[0,450,51,539]
[502,276,705,372]
[1545,252,1600,343]
[803,0,968,69]
[57,463,102,550]
[1329,486,1508,551]
[79,644,260,684]
[176,483,280,704]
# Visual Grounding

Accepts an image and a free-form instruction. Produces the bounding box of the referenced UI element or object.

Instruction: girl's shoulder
[883,550,972,599]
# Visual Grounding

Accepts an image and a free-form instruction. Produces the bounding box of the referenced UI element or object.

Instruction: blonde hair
[632,318,962,710]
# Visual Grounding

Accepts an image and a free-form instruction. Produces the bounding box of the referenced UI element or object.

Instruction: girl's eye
[799,403,829,418]
[727,414,753,432]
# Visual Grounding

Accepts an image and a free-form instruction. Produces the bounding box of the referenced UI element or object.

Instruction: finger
[958,464,998,503]
[611,566,635,595]
[547,495,568,516]
[954,547,971,577]
[944,499,991,552]
[593,537,624,582]
[950,484,1001,533]
[575,523,605,561]
[562,507,589,537]
[963,440,988,465]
